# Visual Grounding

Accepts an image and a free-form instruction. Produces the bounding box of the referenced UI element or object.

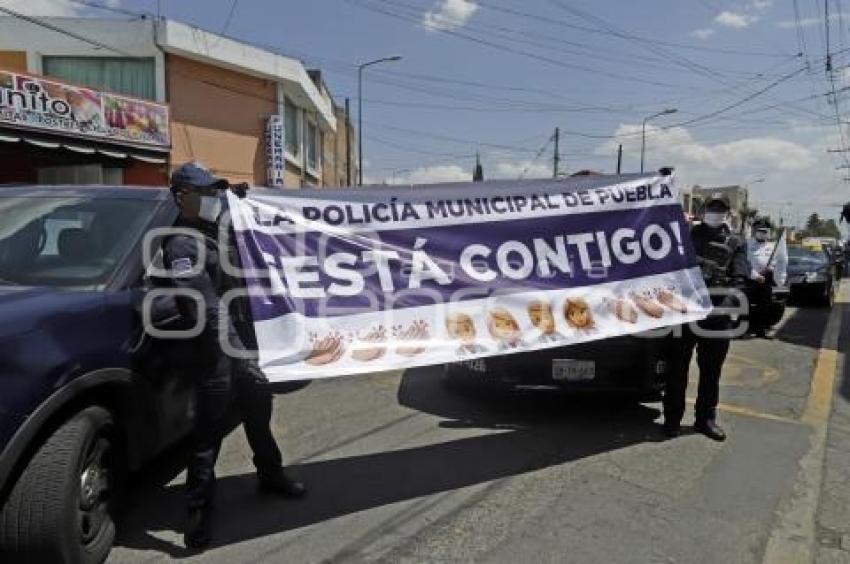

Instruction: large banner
[0,69,170,148]
[226,173,712,381]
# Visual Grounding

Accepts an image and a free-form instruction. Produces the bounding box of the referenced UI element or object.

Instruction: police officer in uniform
[663,193,749,441]
[745,217,787,338]
[162,162,305,549]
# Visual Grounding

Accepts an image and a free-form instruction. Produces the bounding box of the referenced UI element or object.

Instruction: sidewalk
[815,295,850,564]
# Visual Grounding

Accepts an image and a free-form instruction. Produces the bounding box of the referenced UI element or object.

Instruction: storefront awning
[0,132,168,164]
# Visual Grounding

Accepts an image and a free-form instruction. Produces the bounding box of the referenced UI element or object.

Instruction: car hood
[0,285,105,340]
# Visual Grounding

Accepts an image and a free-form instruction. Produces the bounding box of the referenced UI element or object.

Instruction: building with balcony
[0,15,355,188]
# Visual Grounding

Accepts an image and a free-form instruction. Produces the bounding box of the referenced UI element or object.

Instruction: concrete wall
[0,17,166,101]
[167,54,276,185]
[0,50,27,72]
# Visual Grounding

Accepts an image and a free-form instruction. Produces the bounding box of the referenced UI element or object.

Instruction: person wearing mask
[161,161,305,549]
[746,218,787,338]
[663,193,750,441]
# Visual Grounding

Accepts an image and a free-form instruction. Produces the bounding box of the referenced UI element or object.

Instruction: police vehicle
[0,186,192,563]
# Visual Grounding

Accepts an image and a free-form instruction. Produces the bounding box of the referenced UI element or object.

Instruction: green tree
[822,219,841,239]
[805,213,821,233]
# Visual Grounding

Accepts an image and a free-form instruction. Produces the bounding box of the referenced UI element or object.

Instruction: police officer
[162,162,305,549]
[663,193,749,441]
[746,217,787,338]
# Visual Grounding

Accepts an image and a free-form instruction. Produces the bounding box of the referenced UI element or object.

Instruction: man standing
[663,193,750,441]
[162,162,305,549]
[746,218,787,338]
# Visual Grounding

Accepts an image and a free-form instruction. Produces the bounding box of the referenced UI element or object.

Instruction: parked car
[787,245,836,306]
[443,333,669,400]
[825,242,845,279]
[0,186,194,563]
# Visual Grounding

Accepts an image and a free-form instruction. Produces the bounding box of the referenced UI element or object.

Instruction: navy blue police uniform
[663,215,749,439]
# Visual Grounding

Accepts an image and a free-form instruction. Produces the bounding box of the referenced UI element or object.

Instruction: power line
[478,0,794,58]
[220,0,239,36]
[519,135,554,180]
[344,0,701,90]
[0,5,134,56]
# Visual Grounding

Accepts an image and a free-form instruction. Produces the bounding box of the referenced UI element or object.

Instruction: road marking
[685,397,799,425]
[762,283,847,564]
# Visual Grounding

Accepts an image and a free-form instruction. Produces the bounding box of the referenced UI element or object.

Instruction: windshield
[788,246,829,268]
[0,196,158,288]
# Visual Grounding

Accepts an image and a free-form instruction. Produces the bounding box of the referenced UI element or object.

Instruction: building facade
[0,15,355,188]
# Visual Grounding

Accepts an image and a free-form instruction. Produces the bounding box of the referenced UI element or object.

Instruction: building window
[37,164,124,185]
[306,119,320,173]
[284,97,300,158]
[42,56,156,100]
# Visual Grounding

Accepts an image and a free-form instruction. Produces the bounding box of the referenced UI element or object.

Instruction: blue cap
[170,161,227,189]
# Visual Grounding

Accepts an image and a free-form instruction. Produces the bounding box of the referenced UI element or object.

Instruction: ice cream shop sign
[0,69,170,148]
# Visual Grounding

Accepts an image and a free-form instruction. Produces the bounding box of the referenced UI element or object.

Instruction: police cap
[704,192,731,211]
[170,161,228,191]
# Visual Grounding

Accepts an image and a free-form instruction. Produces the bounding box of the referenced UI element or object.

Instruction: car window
[788,247,829,266]
[0,196,159,289]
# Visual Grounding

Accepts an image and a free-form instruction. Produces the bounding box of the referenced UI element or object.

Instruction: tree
[822,219,841,239]
[805,213,821,233]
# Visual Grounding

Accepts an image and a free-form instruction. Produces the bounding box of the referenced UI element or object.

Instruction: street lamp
[358,55,402,186]
[640,108,677,174]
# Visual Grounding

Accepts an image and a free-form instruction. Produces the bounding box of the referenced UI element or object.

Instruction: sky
[9,0,850,229]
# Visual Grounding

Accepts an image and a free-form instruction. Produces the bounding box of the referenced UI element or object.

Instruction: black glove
[229,182,250,199]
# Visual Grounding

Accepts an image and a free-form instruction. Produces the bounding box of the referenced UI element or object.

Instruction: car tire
[0,406,117,564]
[821,282,835,308]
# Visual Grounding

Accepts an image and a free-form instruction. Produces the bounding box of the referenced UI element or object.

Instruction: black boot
[694,419,726,441]
[257,467,307,498]
[661,421,681,438]
[184,506,213,550]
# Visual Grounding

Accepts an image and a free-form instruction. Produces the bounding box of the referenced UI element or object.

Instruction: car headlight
[805,270,827,282]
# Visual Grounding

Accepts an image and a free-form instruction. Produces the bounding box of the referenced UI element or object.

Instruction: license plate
[552,359,596,382]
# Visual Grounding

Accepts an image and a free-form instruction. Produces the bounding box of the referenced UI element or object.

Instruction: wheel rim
[78,436,111,546]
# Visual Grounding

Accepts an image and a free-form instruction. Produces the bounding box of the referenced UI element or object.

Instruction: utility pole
[616,144,622,174]
[553,127,560,178]
[358,56,402,186]
[345,97,351,187]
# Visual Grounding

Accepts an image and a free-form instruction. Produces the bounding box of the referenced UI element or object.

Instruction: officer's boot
[257,466,307,498]
[694,418,726,441]
[185,505,213,550]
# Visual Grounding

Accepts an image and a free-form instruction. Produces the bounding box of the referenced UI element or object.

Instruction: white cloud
[598,124,814,173]
[492,160,550,180]
[776,17,821,29]
[751,0,772,9]
[423,0,478,32]
[691,28,716,40]
[387,164,470,185]
[714,10,759,29]
[777,13,850,29]
[0,0,121,16]
[591,123,850,228]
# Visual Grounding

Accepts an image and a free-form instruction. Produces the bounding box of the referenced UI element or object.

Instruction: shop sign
[266,115,285,187]
[0,69,170,148]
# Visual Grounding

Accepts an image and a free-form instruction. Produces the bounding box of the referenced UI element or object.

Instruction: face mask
[755,230,769,242]
[198,195,222,222]
[703,212,726,228]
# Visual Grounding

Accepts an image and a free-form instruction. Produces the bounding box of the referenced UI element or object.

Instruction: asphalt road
[109,295,845,564]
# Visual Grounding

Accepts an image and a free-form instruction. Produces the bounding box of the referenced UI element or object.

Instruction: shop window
[37,164,124,185]
[284,97,300,158]
[306,119,319,173]
[43,57,156,100]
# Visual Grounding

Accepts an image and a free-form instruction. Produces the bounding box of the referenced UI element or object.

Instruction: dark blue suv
[0,186,193,563]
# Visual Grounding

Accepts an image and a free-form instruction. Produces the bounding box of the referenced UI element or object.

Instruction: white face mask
[703,212,726,228]
[198,195,222,222]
